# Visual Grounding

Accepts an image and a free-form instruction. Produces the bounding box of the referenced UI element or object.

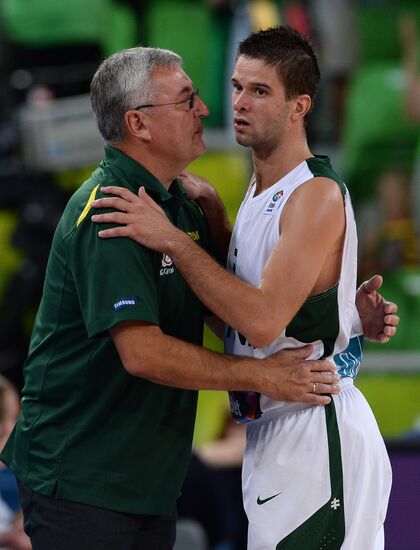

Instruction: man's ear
[291,94,312,122]
[124,110,152,142]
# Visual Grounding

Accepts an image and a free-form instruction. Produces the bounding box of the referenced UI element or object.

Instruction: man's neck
[252,140,313,196]
[114,143,179,189]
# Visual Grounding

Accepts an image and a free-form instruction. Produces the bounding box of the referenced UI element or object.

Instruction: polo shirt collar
[103,145,186,202]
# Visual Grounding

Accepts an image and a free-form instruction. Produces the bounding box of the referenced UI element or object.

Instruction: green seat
[102,2,138,56]
[146,0,228,127]
[342,63,419,203]
[356,2,420,67]
[342,2,420,202]
[0,0,137,55]
[357,6,404,66]
[1,0,110,46]
[366,267,420,351]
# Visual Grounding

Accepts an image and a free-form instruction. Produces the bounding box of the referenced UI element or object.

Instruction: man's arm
[91,183,399,345]
[111,321,339,405]
[93,178,344,347]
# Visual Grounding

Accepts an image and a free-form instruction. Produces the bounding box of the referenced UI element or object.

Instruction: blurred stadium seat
[146,0,229,128]
[0,0,137,104]
[342,63,418,202]
[342,2,420,203]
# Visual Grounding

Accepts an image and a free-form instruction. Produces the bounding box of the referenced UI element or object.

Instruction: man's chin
[191,140,206,161]
[235,133,252,148]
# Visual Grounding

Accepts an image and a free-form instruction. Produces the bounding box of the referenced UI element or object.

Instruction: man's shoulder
[70,162,113,203]
[305,156,347,197]
[65,161,124,225]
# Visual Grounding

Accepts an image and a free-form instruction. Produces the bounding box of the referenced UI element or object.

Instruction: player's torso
[225,157,359,422]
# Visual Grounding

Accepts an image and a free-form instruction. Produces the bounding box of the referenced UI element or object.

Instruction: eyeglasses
[133,88,200,111]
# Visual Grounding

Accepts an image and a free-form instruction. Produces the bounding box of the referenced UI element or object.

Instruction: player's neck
[252,139,312,196]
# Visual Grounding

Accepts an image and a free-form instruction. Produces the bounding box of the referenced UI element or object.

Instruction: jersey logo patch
[263,190,284,215]
[257,492,281,505]
[160,254,175,276]
[113,297,138,311]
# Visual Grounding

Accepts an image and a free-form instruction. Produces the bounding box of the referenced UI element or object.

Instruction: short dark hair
[237,26,320,107]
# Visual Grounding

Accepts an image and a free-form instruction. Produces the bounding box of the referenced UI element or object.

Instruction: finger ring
[312,383,317,393]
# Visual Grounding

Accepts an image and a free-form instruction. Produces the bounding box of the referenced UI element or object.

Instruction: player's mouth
[234,117,250,131]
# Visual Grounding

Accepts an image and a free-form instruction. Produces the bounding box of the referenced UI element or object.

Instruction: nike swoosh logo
[257,492,281,505]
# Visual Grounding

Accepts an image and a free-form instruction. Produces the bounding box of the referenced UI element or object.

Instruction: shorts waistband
[249,377,354,425]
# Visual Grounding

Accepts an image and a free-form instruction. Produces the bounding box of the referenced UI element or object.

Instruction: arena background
[0,1,418,549]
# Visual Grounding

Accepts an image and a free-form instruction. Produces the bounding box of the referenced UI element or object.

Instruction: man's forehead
[232,55,278,83]
[152,66,193,93]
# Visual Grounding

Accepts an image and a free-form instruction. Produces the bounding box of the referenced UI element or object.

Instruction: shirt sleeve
[69,217,159,338]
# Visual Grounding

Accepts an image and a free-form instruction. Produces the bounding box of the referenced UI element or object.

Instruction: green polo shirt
[1,146,210,515]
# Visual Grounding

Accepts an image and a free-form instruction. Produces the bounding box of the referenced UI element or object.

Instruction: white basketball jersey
[225,156,363,422]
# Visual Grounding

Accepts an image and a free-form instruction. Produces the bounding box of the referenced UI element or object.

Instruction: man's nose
[194,95,209,117]
[233,90,249,111]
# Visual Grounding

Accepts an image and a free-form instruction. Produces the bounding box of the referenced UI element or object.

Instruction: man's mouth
[234,118,250,130]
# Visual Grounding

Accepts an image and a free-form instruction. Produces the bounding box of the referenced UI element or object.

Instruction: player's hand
[91,185,187,253]
[261,345,340,406]
[178,170,216,202]
[356,275,400,343]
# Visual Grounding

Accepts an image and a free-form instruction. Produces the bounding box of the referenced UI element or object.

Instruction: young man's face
[231,55,293,154]
[144,66,209,168]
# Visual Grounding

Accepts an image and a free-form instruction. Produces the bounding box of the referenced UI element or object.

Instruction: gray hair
[90,47,182,144]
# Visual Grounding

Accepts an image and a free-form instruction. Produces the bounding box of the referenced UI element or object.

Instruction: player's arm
[110,321,339,405]
[356,275,399,342]
[91,183,399,344]
[92,178,343,348]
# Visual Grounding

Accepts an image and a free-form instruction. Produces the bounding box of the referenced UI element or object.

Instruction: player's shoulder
[305,156,346,197]
[290,175,344,207]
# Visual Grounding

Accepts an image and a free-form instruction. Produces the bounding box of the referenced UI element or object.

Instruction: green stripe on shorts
[276,400,345,549]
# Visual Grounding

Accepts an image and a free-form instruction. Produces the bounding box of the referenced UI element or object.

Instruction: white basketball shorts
[242,380,392,549]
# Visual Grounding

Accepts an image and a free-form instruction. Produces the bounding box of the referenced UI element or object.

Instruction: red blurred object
[283,2,312,39]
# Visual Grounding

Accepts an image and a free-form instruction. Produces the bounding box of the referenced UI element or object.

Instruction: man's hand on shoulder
[91,185,189,253]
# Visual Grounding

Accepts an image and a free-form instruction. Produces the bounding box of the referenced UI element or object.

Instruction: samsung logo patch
[113,297,138,311]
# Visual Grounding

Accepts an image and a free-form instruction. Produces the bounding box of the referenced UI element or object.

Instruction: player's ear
[291,95,311,122]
